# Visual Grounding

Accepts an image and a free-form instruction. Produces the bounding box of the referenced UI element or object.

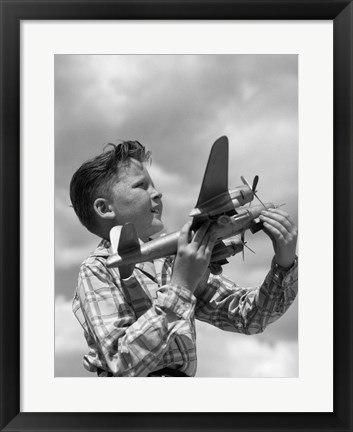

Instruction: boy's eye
[134,182,145,188]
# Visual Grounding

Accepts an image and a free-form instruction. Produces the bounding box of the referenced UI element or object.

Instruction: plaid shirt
[72,239,298,377]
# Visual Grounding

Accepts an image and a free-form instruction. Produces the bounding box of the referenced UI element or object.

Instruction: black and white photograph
[3,0,353,428]
[55,54,298,378]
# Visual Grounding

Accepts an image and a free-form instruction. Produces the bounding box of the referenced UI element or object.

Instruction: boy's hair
[70,140,151,234]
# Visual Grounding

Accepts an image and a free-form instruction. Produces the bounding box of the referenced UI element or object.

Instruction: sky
[55,54,298,377]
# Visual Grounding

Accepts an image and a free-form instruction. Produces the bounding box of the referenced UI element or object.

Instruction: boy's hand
[260,208,298,269]
[171,221,217,293]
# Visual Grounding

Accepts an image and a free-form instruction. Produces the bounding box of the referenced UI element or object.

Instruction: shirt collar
[90,239,113,257]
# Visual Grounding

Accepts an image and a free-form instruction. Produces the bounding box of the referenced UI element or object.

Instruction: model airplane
[106,136,276,276]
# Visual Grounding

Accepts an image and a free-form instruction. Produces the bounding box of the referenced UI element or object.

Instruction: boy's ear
[93,198,115,220]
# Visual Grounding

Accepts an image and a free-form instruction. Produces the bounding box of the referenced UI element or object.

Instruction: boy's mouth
[151,206,161,214]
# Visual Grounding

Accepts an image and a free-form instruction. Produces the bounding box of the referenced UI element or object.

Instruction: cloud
[55,55,297,182]
[196,320,298,377]
[55,296,88,355]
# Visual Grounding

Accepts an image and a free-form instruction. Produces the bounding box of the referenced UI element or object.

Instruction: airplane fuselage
[106,203,274,269]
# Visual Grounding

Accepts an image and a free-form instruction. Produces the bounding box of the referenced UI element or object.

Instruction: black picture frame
[1,1,352,431]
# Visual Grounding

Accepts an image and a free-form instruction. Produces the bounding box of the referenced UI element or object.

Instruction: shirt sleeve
[194,256,298,335]
[77,262,196,377]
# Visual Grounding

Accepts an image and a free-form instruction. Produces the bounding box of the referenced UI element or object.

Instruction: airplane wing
[195,136,229,207]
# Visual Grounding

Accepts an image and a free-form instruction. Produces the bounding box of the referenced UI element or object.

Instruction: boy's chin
[148,221,164,238]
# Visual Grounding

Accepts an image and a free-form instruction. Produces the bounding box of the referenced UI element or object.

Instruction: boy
[70,140,298,377]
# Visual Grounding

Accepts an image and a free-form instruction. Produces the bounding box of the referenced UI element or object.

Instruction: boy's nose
[151,188,162,200]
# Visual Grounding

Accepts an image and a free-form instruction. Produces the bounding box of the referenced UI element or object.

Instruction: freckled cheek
[121,199,152,220]
[113,191,151,216]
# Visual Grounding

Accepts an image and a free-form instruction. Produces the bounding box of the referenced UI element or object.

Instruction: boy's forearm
[194,257,298,334]
[155,284,196,319]
[93,285,195,377]
[241,256,298,334]
[154,284,196,334]
[254,255,298,326]
[100,312,181,376]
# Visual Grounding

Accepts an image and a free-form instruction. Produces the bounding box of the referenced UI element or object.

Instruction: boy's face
[107,158,164,242]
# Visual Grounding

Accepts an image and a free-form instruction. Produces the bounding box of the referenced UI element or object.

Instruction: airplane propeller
[252,175,259,193]
[241,175,267,209]
[240,232,255,261]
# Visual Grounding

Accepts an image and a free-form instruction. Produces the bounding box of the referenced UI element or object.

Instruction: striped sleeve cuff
[155,284,196,320]
[271,256,298,287]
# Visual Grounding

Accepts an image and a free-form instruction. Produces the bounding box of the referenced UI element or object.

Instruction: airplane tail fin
[195,136,229,207]
[109,223,140,278]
